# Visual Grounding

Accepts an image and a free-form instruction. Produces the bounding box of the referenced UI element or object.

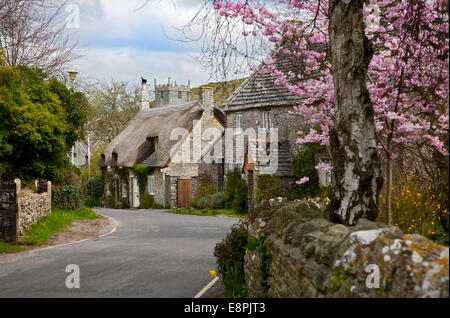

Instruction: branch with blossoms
[203,0,447,185]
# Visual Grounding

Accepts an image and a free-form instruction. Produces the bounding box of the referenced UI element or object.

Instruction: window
[235,114,242,134]
[178,91,182,99]
[147,175,155,195]
[262,111,272,129]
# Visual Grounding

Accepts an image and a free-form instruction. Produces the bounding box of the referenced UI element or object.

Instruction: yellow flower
[209,270,217,277]
[416,193,421,197]
[431,221,435,225]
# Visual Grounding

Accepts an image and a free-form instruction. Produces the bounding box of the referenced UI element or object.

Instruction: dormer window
[112,153,118,166]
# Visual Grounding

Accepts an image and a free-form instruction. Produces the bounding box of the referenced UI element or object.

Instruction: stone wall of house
[151,169,164,205]
[225,107,302,176]
[0,179,51,242]
[244,199,449,298]
[168,175,178,208]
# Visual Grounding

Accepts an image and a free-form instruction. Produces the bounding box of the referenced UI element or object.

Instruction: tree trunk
[325,0,383,225]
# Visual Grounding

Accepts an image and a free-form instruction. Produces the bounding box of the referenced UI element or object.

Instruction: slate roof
[224,40,328,112]
[99,102,224,168]
[248,141,293,176]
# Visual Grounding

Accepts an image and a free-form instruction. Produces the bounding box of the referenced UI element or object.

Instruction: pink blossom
[296,177,310,185]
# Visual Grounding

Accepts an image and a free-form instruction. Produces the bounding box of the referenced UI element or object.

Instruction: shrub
[195,192,225,209]
[193,174,216,206]
[214,223,248,297]
[139,193,154,209]
[253,175,286,204]
[378,175,448,245]
[291,143,324,198]
[52,185,84,211]
[85,198,101,208]
[224,168,248,213]
[86,176,103,201]
[60,163,81,188]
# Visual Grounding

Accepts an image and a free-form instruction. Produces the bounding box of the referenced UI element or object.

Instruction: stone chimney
[199,86,214,110]
[140,77,150,111]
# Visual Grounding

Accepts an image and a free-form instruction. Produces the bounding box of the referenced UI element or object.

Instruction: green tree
[85,80,140,143]
[0,65,88,181]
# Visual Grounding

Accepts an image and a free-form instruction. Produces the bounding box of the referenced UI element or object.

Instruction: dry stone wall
[244,198,449,298]
[18,189,51,238]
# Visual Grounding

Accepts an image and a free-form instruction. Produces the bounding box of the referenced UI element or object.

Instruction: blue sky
[69,0,215,88]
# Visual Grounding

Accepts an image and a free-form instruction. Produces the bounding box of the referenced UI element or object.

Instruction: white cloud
[74,46,211,87]
[67,0,209,86]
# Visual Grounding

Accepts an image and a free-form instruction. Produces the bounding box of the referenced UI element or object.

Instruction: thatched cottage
[99,78,225,208]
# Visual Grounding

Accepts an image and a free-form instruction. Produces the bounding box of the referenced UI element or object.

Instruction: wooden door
[177,179,192,208]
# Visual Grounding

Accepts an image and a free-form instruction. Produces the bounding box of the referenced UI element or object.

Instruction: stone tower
[154,77,190,107]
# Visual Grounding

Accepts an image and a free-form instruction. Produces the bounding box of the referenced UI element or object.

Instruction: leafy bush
[52,185,84,211]
[139,193,154,209]
[214,223,249,297]
[193,174,216,206]
[132,164,149,197]
[194,192,225,209]
[86,176,103,201]
[378,175,448,245]
[60,163,82,188]
[224,168,248,213]
[85,198,101,208]
[291,143,324,198]
[253,175,286,204]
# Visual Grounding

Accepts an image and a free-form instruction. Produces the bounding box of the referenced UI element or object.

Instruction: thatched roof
[99,101,225,168]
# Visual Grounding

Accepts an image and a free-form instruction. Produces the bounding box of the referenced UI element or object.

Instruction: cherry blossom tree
[188,0,448,226]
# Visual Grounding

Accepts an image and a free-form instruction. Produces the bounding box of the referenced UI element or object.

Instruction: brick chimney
[199,86,214,110]
[140,77,150,111]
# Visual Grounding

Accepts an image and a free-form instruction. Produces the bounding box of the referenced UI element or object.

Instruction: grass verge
[22,207,100,245]
[0,241,28,254]
[167,208,247,219]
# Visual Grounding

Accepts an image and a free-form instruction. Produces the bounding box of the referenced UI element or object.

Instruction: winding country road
[0,208,238,297]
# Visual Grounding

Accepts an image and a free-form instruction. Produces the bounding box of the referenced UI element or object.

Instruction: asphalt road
[0,208,238,298]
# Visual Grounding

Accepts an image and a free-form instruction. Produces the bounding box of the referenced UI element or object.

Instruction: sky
[68,0,217,88]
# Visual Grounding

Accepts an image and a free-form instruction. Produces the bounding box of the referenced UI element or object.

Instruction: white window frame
[147,175,155,195]
[235,113,242,134]
[262,111,272,129]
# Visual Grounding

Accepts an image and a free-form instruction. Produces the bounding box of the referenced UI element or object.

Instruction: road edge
[194,277,220,298]
[24,214,118,253]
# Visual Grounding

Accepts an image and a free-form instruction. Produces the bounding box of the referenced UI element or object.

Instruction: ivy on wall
[132,164,149,198]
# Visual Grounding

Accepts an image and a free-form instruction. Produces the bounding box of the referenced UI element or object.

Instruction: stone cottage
[222,40,332,191]
[99,78,225,208]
